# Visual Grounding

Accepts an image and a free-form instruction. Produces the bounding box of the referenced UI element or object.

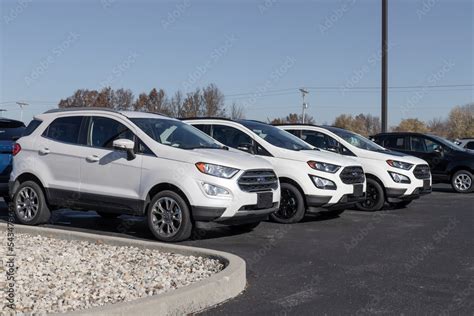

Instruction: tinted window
[410,136,442,153]
[301,130,336,150]
[286,129,301,137]
[466,141,474,150]
[44,116,83,144]
[193,124,211,135]
[384,135,406,150]
[212,125,253,148]
[0,120,25,141]
[89,117,134,149]
[23,119,42,136]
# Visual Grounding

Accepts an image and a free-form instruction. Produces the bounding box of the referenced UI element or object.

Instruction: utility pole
[16,102,28,122]
[381,0,388,132]
[299,88,309,124]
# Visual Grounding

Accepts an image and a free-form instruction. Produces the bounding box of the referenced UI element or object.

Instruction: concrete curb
[0,223,246,315]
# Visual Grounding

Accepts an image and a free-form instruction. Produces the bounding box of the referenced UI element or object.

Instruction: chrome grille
[238,169,278,192]
[339,166,365,184]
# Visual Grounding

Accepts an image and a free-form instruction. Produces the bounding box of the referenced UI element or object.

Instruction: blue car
[0,118,25,202]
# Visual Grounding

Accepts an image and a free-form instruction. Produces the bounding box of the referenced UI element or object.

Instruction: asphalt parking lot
[1,184,473,315]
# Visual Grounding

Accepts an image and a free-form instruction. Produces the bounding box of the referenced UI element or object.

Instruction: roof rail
[44,107,121,114]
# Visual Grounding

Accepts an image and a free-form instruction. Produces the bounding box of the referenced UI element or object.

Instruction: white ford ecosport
[277,124,432,211]
[9,108,280,242]
[184,118,367,223]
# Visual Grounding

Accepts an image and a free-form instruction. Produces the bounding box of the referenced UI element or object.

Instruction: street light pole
[16,102,28,122]
[299,88,309,124]
[381,0,388,132]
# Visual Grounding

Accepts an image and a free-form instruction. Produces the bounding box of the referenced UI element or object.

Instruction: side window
[286,129,301,138]
[136,139,154,155]
[384,136,405,150]
[43,116,84,144]
[193,124,211,135]
[89,116,134,149]
[211,125,253,148]
[255,142,272,156]
[466,141,474,150]
[23,119,42,136]
[410,136,426,152]
[301,130,337,150]
[423,138,441,153]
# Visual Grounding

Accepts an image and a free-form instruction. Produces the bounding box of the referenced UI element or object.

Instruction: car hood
[276,148,362,167]
[358,149,429,165]
[173,147,273,170]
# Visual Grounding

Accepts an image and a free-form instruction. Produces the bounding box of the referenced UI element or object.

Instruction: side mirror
[237,143,255,154]
[433,145,444,155]
[113,139,136,160]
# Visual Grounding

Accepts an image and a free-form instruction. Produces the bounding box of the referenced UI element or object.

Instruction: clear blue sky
[1,0,472,125]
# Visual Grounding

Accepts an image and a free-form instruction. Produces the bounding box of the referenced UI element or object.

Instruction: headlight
[201,183,230,196]
[388,172,411,184]
[307,161,341,173]
[386,160,413,170]
[310,175,337,190]
[195,162,239,178]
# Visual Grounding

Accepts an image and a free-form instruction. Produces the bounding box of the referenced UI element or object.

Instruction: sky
[0,0,473,125]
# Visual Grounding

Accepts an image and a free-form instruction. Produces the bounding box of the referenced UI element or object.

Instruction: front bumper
[306,192,366,211]
[192,203,279,224]
[386,186,432,202]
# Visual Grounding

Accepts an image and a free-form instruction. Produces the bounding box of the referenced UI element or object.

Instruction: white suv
[278,124,432,211]
[9,108,280,242]
[184,119,366,223]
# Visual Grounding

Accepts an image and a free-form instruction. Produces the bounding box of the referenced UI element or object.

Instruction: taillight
[12,143,21,156]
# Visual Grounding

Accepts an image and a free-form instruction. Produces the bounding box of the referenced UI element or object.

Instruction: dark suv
[371,132,474,193]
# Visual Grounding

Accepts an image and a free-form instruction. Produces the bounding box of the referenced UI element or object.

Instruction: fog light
[201,183,230,196]
[310,175,337,190]
[388,172,411,184]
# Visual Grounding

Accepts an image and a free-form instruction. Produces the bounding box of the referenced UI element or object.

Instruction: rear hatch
[0,120,25,180]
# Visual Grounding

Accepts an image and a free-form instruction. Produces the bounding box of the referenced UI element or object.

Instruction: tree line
[58,85,473,139]
[58,84,245,119]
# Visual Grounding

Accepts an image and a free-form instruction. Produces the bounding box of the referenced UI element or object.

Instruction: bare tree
[229,102,245,120]
[169,91,184,117]
[202,84,225,117]
[181,89,203,118]
[114,88,134,110]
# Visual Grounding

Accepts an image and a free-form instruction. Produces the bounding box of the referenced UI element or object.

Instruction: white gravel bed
[0,232,224,314]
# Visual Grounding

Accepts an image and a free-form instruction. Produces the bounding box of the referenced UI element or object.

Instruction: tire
[96,211,120,219]
[13,180,51,225]
[451,170,473,193]
[231,221,260,232]
[270,182,305,224]
[356,178,385,212]
[147,190,192,242]
[389,200,413,208]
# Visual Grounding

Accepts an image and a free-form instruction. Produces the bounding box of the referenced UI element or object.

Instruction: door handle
[39,148,50,155]
[86,155,100,163]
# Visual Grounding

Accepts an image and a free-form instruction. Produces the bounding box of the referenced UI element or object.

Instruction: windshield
[239,120,313,151]
[131,118,222,149]
[325,127,386,152]
[429,134,466,151]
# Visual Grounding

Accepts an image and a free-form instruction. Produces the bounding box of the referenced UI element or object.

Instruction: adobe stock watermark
[4,203,17,311]
[258,0,278,14]
[241,55,296,109]
[2,0,32,25]
[24,31,80,87]
[161,0,191,30]
[340,41,397,95]
[401,59,455,117]
[404,217,459,272]
[99,52,139,88]
[416,0,439,19]
[440,277,474,315]
[274,274,321,316]
[319,0,357,35]
[182,34,238,91]
[344,212,383,252]
[100,0,117,10]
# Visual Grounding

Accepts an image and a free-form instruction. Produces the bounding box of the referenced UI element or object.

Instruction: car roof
[0,118,25,126]
[38,107,171,120]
